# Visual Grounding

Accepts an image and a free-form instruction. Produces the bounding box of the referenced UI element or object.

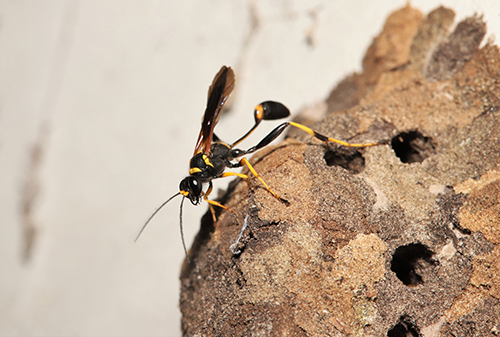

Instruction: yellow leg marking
[222,171,252,190]
[204,184,217,222]
[239,157,289,205]
[204,184,234,222]
[221,172,248,179]
[205,199,233,212]
[289,121,383,147]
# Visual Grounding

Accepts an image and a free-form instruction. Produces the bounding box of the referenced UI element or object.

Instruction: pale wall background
[1,1,499,336]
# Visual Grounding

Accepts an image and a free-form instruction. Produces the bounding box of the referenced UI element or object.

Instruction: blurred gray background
[1,1,499,336]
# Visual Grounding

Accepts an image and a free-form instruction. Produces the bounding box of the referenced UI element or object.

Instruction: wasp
[137,66,384,257]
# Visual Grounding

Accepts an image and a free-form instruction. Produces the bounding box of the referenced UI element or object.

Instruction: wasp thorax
[190,153,207,170]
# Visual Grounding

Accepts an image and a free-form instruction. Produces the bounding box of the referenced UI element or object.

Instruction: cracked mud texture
[180,5,500,336]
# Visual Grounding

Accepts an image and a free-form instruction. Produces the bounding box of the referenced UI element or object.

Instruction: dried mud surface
[180,5,500,336]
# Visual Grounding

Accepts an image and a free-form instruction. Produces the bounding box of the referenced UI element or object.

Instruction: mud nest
[180,5,500,336]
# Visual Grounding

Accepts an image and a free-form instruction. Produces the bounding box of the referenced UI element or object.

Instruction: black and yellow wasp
[137,66,383,257]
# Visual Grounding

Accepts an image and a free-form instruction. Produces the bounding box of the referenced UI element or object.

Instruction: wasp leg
[234,121,386,158]
[287,121,386,147]
[223,158,290,206]
[204,181,234,223]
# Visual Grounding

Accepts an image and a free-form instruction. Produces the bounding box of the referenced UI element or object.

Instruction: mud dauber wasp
[136,66,385,258]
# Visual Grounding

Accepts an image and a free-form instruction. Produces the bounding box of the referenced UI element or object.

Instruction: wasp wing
[193,66,235,155]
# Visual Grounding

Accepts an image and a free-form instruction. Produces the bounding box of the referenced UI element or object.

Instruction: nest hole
[324,147,365,174]
[390,243,435,286]
[391,131,435,163]
[387,316,421,337]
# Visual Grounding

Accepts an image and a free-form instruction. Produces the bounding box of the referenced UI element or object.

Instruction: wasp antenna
[179,196,190,262]
[135,192,181,242]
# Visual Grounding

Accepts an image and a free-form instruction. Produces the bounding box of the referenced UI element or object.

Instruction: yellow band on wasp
[202,154,214,167]
[255,104,264,120]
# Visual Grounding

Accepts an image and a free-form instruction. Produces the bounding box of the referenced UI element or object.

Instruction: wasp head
[179,176,202,205]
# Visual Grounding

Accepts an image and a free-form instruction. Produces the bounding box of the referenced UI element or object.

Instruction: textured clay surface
[180,4,500,336]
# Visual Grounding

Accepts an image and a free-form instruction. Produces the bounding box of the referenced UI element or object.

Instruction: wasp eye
[179,179,189,194]
[189,177,202,196]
